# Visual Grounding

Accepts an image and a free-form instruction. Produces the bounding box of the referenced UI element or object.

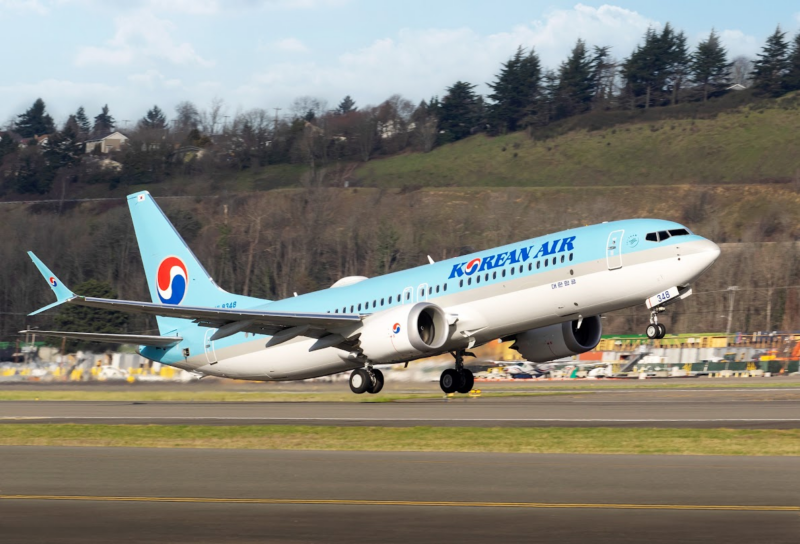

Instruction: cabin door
[606,230,624,270]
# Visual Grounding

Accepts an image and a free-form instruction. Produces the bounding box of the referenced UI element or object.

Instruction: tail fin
[127,191,267,334]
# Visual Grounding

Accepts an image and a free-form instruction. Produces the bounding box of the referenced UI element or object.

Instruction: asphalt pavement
[2,388,800,428]
[1,447,798,543]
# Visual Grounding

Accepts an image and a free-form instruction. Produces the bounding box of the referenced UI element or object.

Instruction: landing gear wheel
[657,324,666,339]
[646,324,659,339]
[367,369,384,394]
[349,368,370,394]
[440,369,459,394]
[456,369,474,394]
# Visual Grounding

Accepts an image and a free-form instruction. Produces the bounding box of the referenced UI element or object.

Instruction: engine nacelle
[357,302,450,363]
[512,316,602,363]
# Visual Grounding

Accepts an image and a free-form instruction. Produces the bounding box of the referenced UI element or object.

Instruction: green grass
[2,424,798,456]
[357,100,800,188]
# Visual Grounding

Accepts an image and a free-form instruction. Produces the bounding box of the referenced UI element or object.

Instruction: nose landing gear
[646,306,667,339]
[439,350,475,394]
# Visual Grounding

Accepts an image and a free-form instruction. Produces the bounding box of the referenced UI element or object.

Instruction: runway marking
[3,416,800,423]
[1,494,798,512]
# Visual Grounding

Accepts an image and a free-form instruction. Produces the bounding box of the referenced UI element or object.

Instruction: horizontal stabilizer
[20,330,183,347]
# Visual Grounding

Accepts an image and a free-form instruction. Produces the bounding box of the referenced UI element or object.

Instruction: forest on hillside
[1,25,800,196]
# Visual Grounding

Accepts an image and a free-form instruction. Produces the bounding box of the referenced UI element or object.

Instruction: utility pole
[273,108,282,133]
[726,286,739,336]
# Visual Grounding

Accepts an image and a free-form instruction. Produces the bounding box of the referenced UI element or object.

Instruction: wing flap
[20,330,182,347]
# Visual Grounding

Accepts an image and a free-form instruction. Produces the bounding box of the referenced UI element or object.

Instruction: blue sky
[1,0,798,127]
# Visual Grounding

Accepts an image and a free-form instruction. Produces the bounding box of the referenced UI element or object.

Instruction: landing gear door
[606,230,624,270]
[204,329,217,364]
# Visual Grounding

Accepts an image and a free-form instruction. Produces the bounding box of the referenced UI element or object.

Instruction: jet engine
[511,316,602,363]
[356,302,450,363]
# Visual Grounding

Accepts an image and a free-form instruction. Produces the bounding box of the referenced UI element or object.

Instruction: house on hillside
[84,131,129,154]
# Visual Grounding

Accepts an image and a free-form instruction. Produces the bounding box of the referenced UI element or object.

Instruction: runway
[2,388,800,428]
[1,446,798,543]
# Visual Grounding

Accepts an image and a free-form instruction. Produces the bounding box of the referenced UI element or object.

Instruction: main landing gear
[439,350,475,394]
[349,367,384,395]
[646,306,667,340]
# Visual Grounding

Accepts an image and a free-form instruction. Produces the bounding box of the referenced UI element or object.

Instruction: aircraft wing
[19,330,183,347]
[71,297,362,329]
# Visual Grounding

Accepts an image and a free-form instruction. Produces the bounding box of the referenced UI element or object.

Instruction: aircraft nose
[696,238,721,265]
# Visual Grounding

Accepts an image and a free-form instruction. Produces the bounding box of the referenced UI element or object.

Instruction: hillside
[356,94,800,188]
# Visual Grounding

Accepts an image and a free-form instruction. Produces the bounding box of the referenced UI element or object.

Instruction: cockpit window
[646,228,691,242]
[669,228,690,237]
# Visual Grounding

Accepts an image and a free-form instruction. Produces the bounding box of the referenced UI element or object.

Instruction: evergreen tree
[54,280,129,351]
[0,131,16,161]
[662,26,691,105]
[590,46,615,109]
[691,29,731,102]
[337,95,357,115]
[15,98,55,138]
[752,26,791,96]
[93,104,116,136]
[554,39,596,120]
[487,46,541,132]
[45,124,82,172]
[439,81,481,142]
[139,105,168,130]
[783,32,800,92]
[622,27,664,109]
[75,106,91,135]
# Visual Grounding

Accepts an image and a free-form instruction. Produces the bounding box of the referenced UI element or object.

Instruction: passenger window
[443,283,447,292]
[435,285,440,294]
[484,273,489,281]
[537,261,540,269]
[561,255,565,264]
[467,277,472,285]
[380,298,384,306]
[528,263,532,271]
[350,306,354,313]
[510,267,515,276]
[502,269,506,277]
[459,279,464,288]
[476,275,481,284]
[646,232,658,242]
[388,296,392,304]
[357,303,361,311]
[406,292,410,301]
[419,288,424,297]
[519,265,523,273]
[493,271,497,280]
[428,286,432,295]
[569,253,573,261]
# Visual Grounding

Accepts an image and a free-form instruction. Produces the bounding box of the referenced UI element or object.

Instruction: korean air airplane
[23,191,720,394]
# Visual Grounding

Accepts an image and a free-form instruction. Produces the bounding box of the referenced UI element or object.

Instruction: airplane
[22,191,720,395]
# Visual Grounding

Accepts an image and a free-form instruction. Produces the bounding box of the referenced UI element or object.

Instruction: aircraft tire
[646,324,659,339]
[349,369,370,394]
[368,369,384,394]
[657,324,666,339]
[456,369,474,394]
[440,369,459,394]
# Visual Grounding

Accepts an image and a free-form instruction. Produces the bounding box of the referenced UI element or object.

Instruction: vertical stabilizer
[127,191,267,333]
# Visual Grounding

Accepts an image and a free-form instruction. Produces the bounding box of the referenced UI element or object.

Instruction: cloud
[716,29,761,60]
[128,69,182,90]
[75,10,213,67]
[244,4,657,108]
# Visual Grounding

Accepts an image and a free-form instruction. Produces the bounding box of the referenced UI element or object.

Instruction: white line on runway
[3,416,800,423]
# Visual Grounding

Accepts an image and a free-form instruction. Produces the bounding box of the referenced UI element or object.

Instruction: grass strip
[1,425,798,456]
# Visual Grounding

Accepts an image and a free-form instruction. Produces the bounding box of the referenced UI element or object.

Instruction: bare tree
[731,56,754,87]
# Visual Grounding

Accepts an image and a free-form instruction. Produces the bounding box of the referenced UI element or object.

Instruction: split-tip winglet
[26,251,76,315]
